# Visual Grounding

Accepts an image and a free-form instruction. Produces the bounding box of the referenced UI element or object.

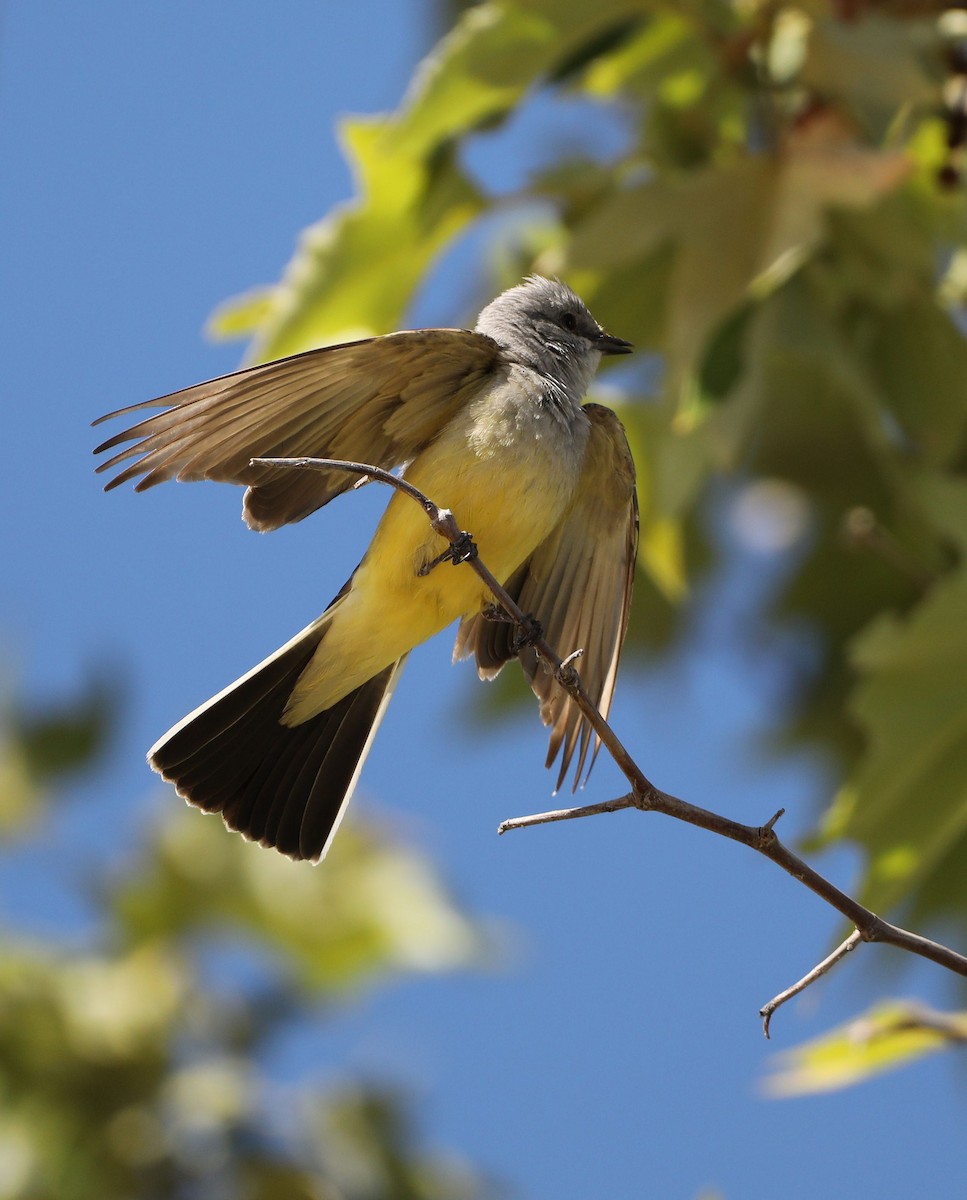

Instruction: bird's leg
[418,530,478,576]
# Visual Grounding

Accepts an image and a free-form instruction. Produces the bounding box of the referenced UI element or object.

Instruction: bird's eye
[560,312,578,331]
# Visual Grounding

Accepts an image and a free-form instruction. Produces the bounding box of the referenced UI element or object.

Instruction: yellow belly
[283,390,585,722]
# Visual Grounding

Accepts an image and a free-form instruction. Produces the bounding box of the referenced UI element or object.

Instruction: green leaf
[867,298,967,466]
[213,0,647,362]
[822,561,967,915]
[12,676,116,784]
[389,0,644,153]
[914,468,967,553]
[112,808,485,996]
[800,11,942,138]
[308,1086,484,1200]
[0,676,118,835]
[218,127,486,360]
[580,11,711,101]
[567,117,911,397]
[207,287,275,340]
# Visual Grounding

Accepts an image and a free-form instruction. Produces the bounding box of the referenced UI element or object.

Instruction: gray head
[475,276,632,398]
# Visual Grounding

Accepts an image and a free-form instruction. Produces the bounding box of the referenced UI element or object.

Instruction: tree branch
[759,932,863,1039]
[252,456,967,1028]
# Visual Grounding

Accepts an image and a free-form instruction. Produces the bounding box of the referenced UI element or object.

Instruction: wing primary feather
[94,328,503,531]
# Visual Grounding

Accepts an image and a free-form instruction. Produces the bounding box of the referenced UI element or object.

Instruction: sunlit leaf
[763,1001,967,1096]
[213,0,646,363]
[622,407,688,600]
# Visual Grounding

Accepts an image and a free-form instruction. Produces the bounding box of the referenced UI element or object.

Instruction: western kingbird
[94,277,638,862]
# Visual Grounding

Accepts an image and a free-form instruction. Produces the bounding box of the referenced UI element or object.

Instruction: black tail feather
[149,628,404,861]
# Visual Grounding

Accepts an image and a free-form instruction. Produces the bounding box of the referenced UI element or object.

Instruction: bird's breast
[407,374,589,581]
[286,377,589,717]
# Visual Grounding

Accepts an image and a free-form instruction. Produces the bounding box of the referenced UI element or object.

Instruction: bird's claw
[512,614,543,654]
[480,604,541,652]
[418,531,478,576]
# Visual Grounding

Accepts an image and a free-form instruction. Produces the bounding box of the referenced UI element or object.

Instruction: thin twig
[253,455,967,1026]
[497,793,637,833]
[760,931,863,1039]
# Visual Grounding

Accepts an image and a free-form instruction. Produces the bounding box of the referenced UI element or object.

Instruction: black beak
[596,331,633,356]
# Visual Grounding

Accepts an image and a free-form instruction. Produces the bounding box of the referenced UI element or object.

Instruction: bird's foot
[418,531,478,576]
[512,613,543,654]
[480,604,542,652]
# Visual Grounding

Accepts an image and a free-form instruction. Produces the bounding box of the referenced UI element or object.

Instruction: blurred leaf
[213,0,646,362]
[763,1001,967,1096]
[801,10,942,138]
[309,1087,485,1200]
[391,0,643,152]
[10,675,115,784]
[215,128,486,360]
[622,404,688,600]
[0,944,178,1199]
[207,286,275,339]
[867,297,967,466]
[0,933,489,1200]
[112,807,486,995]
[580,10,712,101]
[821,552,967,916]
[0,676,117,835]
[56,943,187,1062]
[567,112,911,396]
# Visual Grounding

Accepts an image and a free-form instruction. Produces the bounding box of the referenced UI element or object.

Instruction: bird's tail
[148,619,406,862]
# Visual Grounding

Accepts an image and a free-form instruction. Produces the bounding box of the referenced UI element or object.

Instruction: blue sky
[3,5,966,1198]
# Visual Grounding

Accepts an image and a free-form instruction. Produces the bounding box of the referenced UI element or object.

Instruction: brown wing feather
[94,329,502,530]
[454,403,638,791]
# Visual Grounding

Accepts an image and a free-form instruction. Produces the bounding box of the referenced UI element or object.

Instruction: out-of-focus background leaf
[763,1000,967,1096]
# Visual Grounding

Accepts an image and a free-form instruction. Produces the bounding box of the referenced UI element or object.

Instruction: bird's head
[475,276,632,397]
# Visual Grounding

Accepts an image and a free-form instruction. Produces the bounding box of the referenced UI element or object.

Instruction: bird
[93,276,638,862]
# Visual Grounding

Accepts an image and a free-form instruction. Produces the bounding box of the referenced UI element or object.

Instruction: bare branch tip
[763,808,785,833]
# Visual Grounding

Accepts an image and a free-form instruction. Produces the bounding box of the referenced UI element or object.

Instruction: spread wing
[454,404,638,791]
[94,329,502,530]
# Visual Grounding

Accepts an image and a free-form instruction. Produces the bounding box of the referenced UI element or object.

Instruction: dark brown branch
[253,456,967,1026]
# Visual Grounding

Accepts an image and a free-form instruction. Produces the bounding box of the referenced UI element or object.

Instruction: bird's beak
[596,331,633,356]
